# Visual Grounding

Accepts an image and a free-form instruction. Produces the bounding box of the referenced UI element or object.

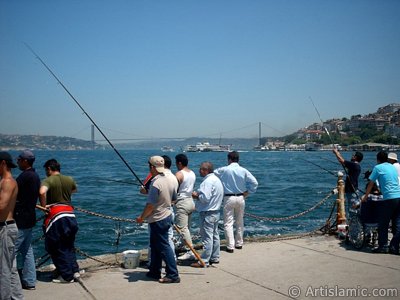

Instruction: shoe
[372,247,389,254]
[146,272,161,280]
[177,252,195,261]
[159,276,181,284]
[190,262,207,268]
[74,269,85,279]
[389,247,399,255]
[209,260,219,265]
[235,246,242,249]
[52,276,74,284]
[226,248,234,253]
[22,285,36,290]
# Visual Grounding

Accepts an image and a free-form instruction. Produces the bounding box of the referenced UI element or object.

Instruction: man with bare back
[0,151,24,300]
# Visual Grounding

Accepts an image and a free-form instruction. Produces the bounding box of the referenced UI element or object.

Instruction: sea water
[9,149,378,259]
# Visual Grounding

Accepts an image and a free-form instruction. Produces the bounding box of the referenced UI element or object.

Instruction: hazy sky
[1,0,399,141]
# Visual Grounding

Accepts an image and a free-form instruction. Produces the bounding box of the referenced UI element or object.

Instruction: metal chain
[75,247,121,268]
[244,188,337,222]
[74,207,137,224]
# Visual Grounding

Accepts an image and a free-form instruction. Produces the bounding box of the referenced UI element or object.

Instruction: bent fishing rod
[309,97,361,198]
[25,43,144,186]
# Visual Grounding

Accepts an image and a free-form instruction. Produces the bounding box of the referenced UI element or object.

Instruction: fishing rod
[25,43,144,186]
[309,96,362,199]
[309,96,335,146]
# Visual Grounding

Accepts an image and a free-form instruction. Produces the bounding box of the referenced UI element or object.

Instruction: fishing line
[93,177,141,186]
[299,158,337,177]
[25,43,144,186]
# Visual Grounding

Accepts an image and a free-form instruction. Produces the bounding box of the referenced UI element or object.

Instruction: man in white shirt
[175,154,196,260]
[214,151,258,253]
[192,162,224,267]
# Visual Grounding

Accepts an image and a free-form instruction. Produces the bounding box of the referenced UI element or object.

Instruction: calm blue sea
[9,149,378,260]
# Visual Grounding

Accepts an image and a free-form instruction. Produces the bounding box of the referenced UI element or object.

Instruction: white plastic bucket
[123,250,141,269]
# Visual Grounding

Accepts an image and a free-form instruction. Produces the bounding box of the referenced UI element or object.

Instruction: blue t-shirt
[369,162,400,200]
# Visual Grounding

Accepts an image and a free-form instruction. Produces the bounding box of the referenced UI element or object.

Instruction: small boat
[253,145,269,151]
[161,146,174,152]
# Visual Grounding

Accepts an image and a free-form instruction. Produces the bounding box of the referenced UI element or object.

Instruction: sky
[1,0,399,142]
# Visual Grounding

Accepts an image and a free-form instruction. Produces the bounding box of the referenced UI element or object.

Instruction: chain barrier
[74,207,137,224]
[33,187,339,270]
[75,247,121,268]
[244,188,337,222]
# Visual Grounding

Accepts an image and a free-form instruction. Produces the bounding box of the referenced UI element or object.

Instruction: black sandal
[158,277,181,284]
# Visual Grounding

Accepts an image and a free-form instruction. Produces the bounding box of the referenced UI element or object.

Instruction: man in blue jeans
[136,156,180,283]
[191,161,224,268]
[362,151,400,254]
[15,150,41,290]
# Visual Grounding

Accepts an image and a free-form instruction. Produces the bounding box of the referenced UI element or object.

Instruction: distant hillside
[0,134,99,151]
[2,103,399,151]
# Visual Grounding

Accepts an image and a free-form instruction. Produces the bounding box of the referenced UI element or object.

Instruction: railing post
[336,172,347,234]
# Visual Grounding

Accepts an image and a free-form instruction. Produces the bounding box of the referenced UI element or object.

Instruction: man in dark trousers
[15,150,41,290]
[333,148,363,213]
[39,159,80,284]
[136,156,180,283]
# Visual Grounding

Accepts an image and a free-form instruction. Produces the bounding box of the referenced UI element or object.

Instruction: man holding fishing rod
[332,148,363,213]
[136,156,180,283]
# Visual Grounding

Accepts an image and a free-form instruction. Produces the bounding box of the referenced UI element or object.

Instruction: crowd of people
[0,150,80,300]
[333,149,400,255]
[136,151,258,283]
[2,147,400,296]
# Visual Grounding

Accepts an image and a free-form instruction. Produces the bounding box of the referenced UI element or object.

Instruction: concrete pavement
[24,234,399,300]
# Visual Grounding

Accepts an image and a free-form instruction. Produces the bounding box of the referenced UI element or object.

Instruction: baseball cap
[18,150,35,162]
[0,151,17,168]
[149,156,165,173]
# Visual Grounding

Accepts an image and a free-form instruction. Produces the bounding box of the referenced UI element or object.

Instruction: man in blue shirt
[362,151,400,254]
[192,161,224,267]
[214,151,258,253]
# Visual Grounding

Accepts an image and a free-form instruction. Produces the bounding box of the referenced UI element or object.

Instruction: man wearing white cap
[388,152,400,182]
[136,156,180,284]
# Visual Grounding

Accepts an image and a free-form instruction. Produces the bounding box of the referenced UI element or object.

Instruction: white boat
[253,145,269,151]
[161,146,174,152]
[183,142,231,152]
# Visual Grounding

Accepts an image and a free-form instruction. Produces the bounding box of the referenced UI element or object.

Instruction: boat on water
[183,142,232,152]
[161,146,174,152]
[253,145,269,151]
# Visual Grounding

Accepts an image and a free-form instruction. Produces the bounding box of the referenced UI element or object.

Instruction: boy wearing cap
[0,151,24,300]
[15,150,41,290]
[136,156,180,284]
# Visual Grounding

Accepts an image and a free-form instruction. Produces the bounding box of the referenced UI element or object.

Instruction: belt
[224,193,244,197]
[0,220,16,227]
